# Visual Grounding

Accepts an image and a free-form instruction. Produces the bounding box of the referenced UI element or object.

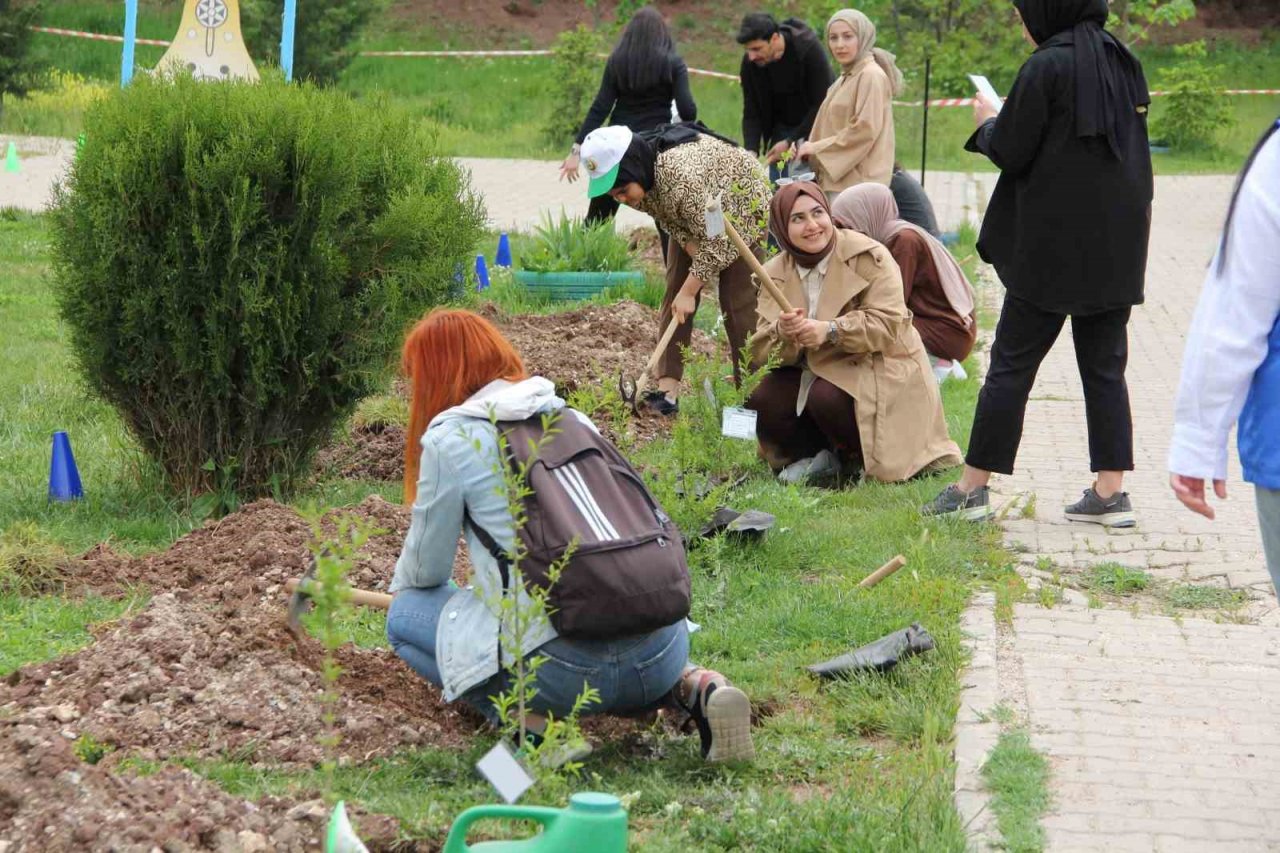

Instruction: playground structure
[120,0,297,85]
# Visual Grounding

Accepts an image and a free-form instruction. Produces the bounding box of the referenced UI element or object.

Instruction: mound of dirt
[0,716,411,851]
[484,299,719,398]
[315,423,408,483]
[315,300,719,482]
[2,498,483,772]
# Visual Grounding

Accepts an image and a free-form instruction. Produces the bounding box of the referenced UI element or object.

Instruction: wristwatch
[826,321,839,345]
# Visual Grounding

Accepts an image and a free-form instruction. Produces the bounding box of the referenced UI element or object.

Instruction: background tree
[239,0,384,86]
[0,0,46,123]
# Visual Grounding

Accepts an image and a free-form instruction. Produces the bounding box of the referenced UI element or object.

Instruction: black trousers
[586,195,669,265]
[966,295,1134,476]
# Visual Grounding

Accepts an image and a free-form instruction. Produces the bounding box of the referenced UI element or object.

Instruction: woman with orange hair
[386,309,754,763]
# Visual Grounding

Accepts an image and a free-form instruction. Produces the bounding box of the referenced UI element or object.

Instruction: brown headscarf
[769,182,837,268]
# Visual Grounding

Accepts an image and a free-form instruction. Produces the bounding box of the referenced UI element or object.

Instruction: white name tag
[721,407,758,440]
[704,196,726,238]
[476,741,535,803]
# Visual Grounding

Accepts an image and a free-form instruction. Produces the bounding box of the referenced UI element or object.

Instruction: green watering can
[442,792,628,852]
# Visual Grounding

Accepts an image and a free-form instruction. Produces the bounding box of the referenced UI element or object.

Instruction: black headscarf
[1014,0,1150,159]
[611,121,741,192]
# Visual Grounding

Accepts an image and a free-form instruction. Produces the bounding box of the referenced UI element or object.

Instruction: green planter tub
[514,269,645,301]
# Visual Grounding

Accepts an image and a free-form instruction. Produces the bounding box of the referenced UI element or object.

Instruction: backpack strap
[463,507,510,593]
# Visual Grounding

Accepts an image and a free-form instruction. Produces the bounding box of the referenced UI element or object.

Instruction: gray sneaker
[921,484,993,521]
[1064,488,1136,528]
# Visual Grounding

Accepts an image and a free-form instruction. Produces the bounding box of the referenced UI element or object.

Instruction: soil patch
[484,299,718,399]
[0,716,415,851]
[316,300,719,482]
[4,498,482,771]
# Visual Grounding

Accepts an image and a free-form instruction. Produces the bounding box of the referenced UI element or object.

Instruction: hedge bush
[50,74,485,498]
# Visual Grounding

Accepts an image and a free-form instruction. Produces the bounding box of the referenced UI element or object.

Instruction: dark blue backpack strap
[463,507,510,592]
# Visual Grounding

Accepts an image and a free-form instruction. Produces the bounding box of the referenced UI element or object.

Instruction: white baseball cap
[581,126,634,198]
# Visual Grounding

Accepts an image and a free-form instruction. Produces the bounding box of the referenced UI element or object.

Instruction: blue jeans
[1258,487,1280,597]
[386,586,690,724]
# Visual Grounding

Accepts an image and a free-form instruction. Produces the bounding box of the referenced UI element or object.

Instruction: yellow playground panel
[155,0,259,81]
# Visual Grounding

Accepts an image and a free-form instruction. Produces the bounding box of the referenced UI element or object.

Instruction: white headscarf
[826,9,904,95]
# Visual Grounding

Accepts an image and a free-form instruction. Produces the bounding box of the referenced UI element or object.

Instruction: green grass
[981,729,1051,853]
[0,589,147,677]
[1163,583,1248,610]
[0,210,1020,848]
[11,1,1279,172]
[1082,562,1151,596]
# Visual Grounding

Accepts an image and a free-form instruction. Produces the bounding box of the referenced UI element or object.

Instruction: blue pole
[121,0,139,87]
[281,0,298,81]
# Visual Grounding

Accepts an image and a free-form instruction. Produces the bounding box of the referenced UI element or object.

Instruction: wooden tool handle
[285,578,393,610]
[858,555,907,589]
[723,216,795,314]
[646,314,683,376]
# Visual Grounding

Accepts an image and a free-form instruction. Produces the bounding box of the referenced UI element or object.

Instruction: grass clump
[0,521,67,595]
[1082,562,1151,596]
[1164,583,1247,611]
[519,212,636,273]
[982,729,1051,853]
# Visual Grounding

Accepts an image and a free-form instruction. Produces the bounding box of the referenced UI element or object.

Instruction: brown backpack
[466,411,691,639]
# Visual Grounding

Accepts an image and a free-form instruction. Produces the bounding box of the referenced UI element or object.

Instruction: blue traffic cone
[495,232,512,268]
[48,431,84,502]
[475,253,490,291]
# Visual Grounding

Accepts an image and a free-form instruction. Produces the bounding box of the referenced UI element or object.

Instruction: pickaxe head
[286,557,318,636]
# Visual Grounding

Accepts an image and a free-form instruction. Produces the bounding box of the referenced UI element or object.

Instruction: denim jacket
[389,377,570,701]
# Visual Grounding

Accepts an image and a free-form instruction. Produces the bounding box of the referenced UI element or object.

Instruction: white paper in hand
[476,741,535,804]
[721,406,757,440]
[704,196,726,239]
[968,74,1003,110]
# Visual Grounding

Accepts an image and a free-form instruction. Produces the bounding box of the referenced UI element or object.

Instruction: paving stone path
[953,173,1279,852]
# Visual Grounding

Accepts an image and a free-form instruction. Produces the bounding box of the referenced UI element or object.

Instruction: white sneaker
[933,358,953,384]
[778,450,840,486]
[778,456,816,484]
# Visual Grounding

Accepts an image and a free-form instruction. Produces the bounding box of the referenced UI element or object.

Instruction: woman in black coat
[923,0,1153,526]
[559,6,696,254]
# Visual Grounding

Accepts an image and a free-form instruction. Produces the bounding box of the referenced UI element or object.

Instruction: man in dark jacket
[737,14,834,178]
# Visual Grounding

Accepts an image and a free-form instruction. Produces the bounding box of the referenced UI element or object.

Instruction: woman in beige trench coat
[747,182,961,484]
[797,9,903,194]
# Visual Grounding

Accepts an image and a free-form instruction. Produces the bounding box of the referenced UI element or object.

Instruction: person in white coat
[1168,119,1280,594]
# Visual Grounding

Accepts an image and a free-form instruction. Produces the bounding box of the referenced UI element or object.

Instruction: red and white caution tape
[30,25,169,47]
[30,26,1280,103]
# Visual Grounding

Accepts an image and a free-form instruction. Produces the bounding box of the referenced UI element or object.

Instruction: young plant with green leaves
[1154,39,1234,151]
[519,212,636,274]
[477,410,599,781]
[300,511,381,800]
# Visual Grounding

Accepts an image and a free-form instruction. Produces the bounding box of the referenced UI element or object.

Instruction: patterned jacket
[634,135,772,283]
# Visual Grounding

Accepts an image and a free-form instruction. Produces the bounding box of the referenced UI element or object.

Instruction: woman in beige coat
[747,183,961,484]
[797,9,903,194]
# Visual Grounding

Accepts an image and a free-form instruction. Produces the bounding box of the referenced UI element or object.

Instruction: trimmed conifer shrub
[50,74,485,498]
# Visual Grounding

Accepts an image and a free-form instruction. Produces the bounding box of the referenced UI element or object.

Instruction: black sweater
[739,21,834,154]
[575,54,697,144]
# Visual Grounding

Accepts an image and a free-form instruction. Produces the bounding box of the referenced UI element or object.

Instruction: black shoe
[642,390,679,416]
[1065,488,1136,528]
[805,623,936,678]
[921,484,993,521]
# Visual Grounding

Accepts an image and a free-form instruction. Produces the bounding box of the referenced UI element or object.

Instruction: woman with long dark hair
[559,6,696,244]
[923,0,1152,525]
